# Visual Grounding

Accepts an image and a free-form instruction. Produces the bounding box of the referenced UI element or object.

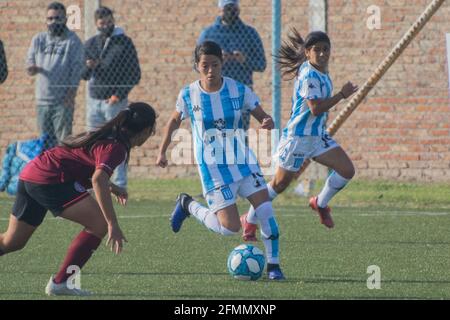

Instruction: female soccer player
[242,29,358,240]
[0,102,157,296]
[156,41,284,280]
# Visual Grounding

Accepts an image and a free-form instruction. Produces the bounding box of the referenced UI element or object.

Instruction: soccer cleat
[170,193,192,233]
[240,212,258,242]
[309,196,334,228]
[45,276,92,296]
[267,264,285,280]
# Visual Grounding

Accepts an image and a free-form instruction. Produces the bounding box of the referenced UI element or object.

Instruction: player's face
[306,42,330,72]
[197,54,222,83]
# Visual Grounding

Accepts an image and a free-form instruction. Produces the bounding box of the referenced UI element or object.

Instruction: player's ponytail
[276,28,330,79]
[62,102,157,163]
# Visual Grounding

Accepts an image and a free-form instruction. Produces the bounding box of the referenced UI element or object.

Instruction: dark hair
[276,28,331,79]
[194,41,223,71]
[95,6,114,20]
[62,102,157,164]
[47,2,66,14]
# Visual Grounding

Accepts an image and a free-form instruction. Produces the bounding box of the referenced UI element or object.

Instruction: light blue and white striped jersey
[282,61,333,138]
[176,77,262,194]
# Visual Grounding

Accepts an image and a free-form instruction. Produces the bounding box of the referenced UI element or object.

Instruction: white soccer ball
[227,244,266,281]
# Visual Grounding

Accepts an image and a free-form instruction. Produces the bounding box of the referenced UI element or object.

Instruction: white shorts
[205,173,267,213]
[275,134,339,172]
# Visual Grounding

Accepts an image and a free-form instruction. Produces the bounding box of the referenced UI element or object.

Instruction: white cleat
[45,276,92,297]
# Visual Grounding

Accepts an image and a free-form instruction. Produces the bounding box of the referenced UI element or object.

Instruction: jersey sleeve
[299,71,323,100]
[176,89,190,120]
[91,142,127,177]
[243,85,261,112]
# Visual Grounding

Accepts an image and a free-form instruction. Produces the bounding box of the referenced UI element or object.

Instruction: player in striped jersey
[157,41,284,280]
[242,30,358,240]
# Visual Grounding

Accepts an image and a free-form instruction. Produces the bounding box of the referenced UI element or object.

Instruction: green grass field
[1,178,449,300]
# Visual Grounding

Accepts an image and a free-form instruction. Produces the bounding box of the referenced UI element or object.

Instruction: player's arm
[250,105,274,130]
[91,168,127,254]
[156,110,183,168]
[307,81,358,116]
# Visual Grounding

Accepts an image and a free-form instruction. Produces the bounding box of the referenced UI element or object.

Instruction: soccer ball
[227,244,266,281]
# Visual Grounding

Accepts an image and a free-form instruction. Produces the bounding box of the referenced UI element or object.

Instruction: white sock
[247,184,278,224]
[188,200,237,236]
[317,171,350,208]
[255,201,280,264]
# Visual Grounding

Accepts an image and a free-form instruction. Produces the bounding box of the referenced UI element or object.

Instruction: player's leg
[52,195,106,288]
[243,167,300,241]
[310,145,355,228]
[0,215,37,255]
[242,177,284,280]
[170,184,241,236]
[0,180,45,255]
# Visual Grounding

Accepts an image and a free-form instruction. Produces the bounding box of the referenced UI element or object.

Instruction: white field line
[2,210,447,221]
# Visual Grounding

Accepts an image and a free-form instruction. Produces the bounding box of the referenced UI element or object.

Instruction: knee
[220,223,240,236]
[343,165,355,180]
[87,223,108,239]
[272,177,291,194]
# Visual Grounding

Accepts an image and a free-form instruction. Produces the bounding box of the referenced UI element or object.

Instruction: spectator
[26,2,83,149]
[198,0,266,131]
[81,6,141,190]
[0,40,8,84]
[198,0,266,88]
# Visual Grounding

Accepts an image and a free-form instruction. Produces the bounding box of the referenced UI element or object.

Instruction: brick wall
[0,0,449,182]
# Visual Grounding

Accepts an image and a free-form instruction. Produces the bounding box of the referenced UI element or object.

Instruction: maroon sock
[54,230,102,284]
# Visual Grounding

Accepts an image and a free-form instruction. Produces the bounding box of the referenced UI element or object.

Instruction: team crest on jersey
[230,97,242,110]
[214,118,226,131]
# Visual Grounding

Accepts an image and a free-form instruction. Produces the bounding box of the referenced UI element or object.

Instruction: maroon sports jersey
[20,140,127,188]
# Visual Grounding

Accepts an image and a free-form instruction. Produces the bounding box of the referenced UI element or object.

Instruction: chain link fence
[0,0,449,190]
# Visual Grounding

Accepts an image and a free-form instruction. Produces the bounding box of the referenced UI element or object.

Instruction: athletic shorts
[205,173,267,213]
[12,180,90,227]
[275,134,339,172]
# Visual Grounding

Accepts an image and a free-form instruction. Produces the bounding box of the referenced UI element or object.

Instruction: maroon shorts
[12,179,89,226]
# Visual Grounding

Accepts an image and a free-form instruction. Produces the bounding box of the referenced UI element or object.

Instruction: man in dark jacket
[81,6,141,189]
[0,40,7,84]
[197,0,266,89]
[197,0,266,132]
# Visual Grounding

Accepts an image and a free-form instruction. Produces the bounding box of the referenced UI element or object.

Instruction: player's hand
[86,59,99,69]
[260,116,274,130]
[106,223,127,255]
[233,51,246,64]
[156,153,168,168]
[340,82,358,99]
[27,65,41,76]
[111,184,128,206]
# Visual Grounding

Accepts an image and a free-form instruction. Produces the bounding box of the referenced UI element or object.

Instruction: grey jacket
[26,28,83,106]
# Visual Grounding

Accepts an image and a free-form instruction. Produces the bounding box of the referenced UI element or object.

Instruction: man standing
[81,6,141,190]
[197,0,266,130]
[26,2,83,149]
